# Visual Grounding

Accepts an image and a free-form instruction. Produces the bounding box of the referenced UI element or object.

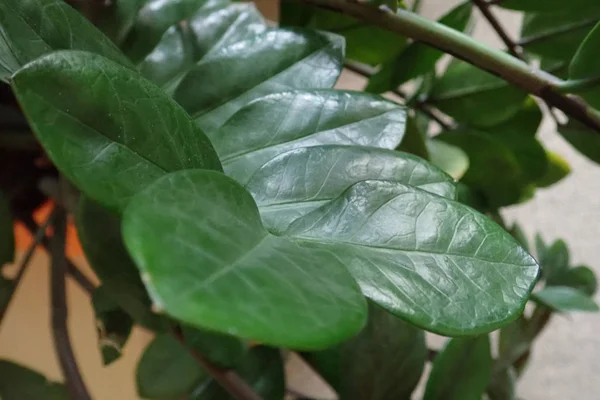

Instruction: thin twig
[172,329,263,400]
[472,0,524,60]
[50,196,92,400]
[0,209,57,325]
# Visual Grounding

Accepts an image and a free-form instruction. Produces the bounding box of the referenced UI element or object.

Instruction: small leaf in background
[12,51,222,213]
[559,120,600,165]
[501,0,593,11]
[182,325,247,368]
[534,233,547,261]
[555,266,598,296]
[423,335,493,400]
[542,239,570,283]
[569,21,600,109]
[510,223,529,252]
[487,367,517,400]
[532,286,599,312]
[190,346,285,400]
[137,334,206,399]
[0,0,131,81]
[426,139,469,180]
[366,2,473,93]
[0,191,14,267]
[397,115,429,160]
[173,29,344,132]
[429,60,527,128]
[305,303,427,400]
[0,360,68,399]
[92,286,134,366]
[122,170,367,349]
[535,150,571,188]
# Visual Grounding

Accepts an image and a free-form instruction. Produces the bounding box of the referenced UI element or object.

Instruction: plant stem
[172,329,263,400]
[0,209,56,325]
[472,0,524,60]
[50,198,92,400]
[291,0,600,134]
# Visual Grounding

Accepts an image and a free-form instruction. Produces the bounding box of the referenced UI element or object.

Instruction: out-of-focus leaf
[569,21,600,109]
[92,286,134,366]
[304,303,427,400]
[367,2,473,93]
[535,150,571,188]
[426,139,469,180]
[423,336,493,400]
[0,360,67,399]
[486,367,516,400]
[532,286,599,312]
[12,51,222,213]
[542,239,570,282]
[554,266,598,296]
[486,97,543,138]
[96,0,148,45]
[510,223,529,253]
[502,0,593,11]
[182,325,247,368]
[0,0,131,81]
[0,276,14,312]
[173,29,344,132]
[0,191,14,267]
[429,60,527,127]
[397,116,429,159]
[535,233,547,261]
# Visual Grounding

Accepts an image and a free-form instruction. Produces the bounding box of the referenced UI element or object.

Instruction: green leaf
[554,266,598,296]
[429,60,527,128]
[122,170,367,349]
[569,21,600,109]
[0,0,131,81]
[305,303,427,400]
[532,286,599,312]
[486,367,516,400]
[486,97,543,138]
[501,0,593,11]
[173,29,344,132]
[397,115,429,160]
[534,233,547,262]
[12,51,222,213]
[92,286,134,366]
[76,197,163,331]
[190,346,285,400]
[0,191,14,267]
[182,325,247,368]
[509,223,529,253]
[0,360,67,399]
[559,120,600,165]
[542,239,570,283]
[286,180,539,335]
[426,139,469,180]
[535,150,570,188]
[214,90,406,184]
[247,145,457,233]
[423,336,493,400]
[137,334,206,399]
[366,2,473,93]
[518,7,600,63]
[138,2,266,92]
[96,0,148,45]
[280,2,406,66]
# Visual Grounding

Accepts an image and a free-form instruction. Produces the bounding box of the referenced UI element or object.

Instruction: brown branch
[172,329,263,400]
[472,0,524,60]
[50,199,92,400]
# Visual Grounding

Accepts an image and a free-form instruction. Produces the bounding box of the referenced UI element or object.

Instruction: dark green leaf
[559,120,600,164]
[190,346,285,400]
[426,139,469,180]
[498,316,530,363]
[0,275,14,312]
[510,223,529,253]
[486,367,516,400]
[554,266,598,296]
[96,0,148,45]
[214,90,406,184]
[122,170,367,349]
[182,325,247,368]
[569,21,600,109]
[0,0,130,81]
[137,334,206,399]
[501,0,593,11]
[172,29,344,132]
[534,233,547,262]
[542,239,569,283]
[92,286,134,366]
[286,180,539,335]
[12,51,222,213]
[305,303,427,400]
[0,191,14,267]
[535,150,570,188]
[429,60,527,128]
[532,286,599,312]
[397,115,429,159]
[519,7,600,63]
[0,360,67,399]
[138,2,266,92]
[76,197,163,331]
[423,336,493,400]
[366,2,473,93]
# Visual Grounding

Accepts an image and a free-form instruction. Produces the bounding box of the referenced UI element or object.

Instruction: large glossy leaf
[76,197,163,331]
[172,29,344,132]
[213,90,406,184]
[190,346,285,400]
[429,60,527,128]
[569,21,600,109]
[0,0,130,81]
[305,303,427,400]
[0,360,67,399]
[423,336,492,400]
[532,287,599,312]
[0,191,13,267]
[12,51,222,213]
[366,2,473,93]
[286,180,539,335]
[247,145,457,233]
[138,1,266,92]
[137,334,207,399]
[519,7,600,63]
[122,170,367,349]
[558,120,600,165]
